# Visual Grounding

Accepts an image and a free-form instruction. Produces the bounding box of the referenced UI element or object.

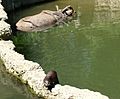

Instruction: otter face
[43,70,59,91]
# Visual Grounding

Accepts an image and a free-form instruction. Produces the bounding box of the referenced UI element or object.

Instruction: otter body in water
[43,70,59,91]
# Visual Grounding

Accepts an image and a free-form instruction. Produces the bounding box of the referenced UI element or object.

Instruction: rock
[0,20,11,37]
[0,0,11,38]
[51,85,109,99]
[0,4,4,9]
[0,40,15,49]
[0,8,8,20]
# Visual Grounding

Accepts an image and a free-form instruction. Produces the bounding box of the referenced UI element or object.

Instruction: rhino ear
[56,5,59,11]
[62,5,74,16]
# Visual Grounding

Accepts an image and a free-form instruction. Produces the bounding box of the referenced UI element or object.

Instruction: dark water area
[5,0,120,99]
[0,60,41,99]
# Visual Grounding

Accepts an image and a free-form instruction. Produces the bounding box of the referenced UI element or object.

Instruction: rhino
[16,5,75,32]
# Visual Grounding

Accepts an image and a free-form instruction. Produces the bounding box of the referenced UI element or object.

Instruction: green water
[9,0,120,99]
[0,60,40,99]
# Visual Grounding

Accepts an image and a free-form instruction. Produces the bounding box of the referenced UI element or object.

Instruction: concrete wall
[2,0,55,11]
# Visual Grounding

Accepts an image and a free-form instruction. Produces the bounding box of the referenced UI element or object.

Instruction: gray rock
[0,9,8,20]
[0,20,11,37]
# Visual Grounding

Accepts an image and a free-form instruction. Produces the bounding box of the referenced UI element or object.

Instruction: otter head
[62,5,75,16]
[43,70,59,91]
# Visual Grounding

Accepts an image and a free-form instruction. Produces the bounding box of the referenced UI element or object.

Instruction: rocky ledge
[0,1,11,37]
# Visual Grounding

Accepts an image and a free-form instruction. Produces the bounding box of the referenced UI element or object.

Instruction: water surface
[9,0,120,99]
[0,60,40,99]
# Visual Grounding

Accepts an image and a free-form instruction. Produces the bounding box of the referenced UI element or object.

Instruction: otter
[43,70,59,91]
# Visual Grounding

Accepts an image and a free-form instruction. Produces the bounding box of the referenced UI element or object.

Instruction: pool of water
[0,60,41,99]
[8,0,120,99]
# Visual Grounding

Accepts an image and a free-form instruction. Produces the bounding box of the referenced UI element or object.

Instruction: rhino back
[23,12,57,27]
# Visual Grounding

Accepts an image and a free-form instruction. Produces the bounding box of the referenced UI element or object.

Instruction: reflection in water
[93,0,120,24]
[0,60,41,99]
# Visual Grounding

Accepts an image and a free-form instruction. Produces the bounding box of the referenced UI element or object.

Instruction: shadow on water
[5,0,120,99]
[0,59,43,99]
